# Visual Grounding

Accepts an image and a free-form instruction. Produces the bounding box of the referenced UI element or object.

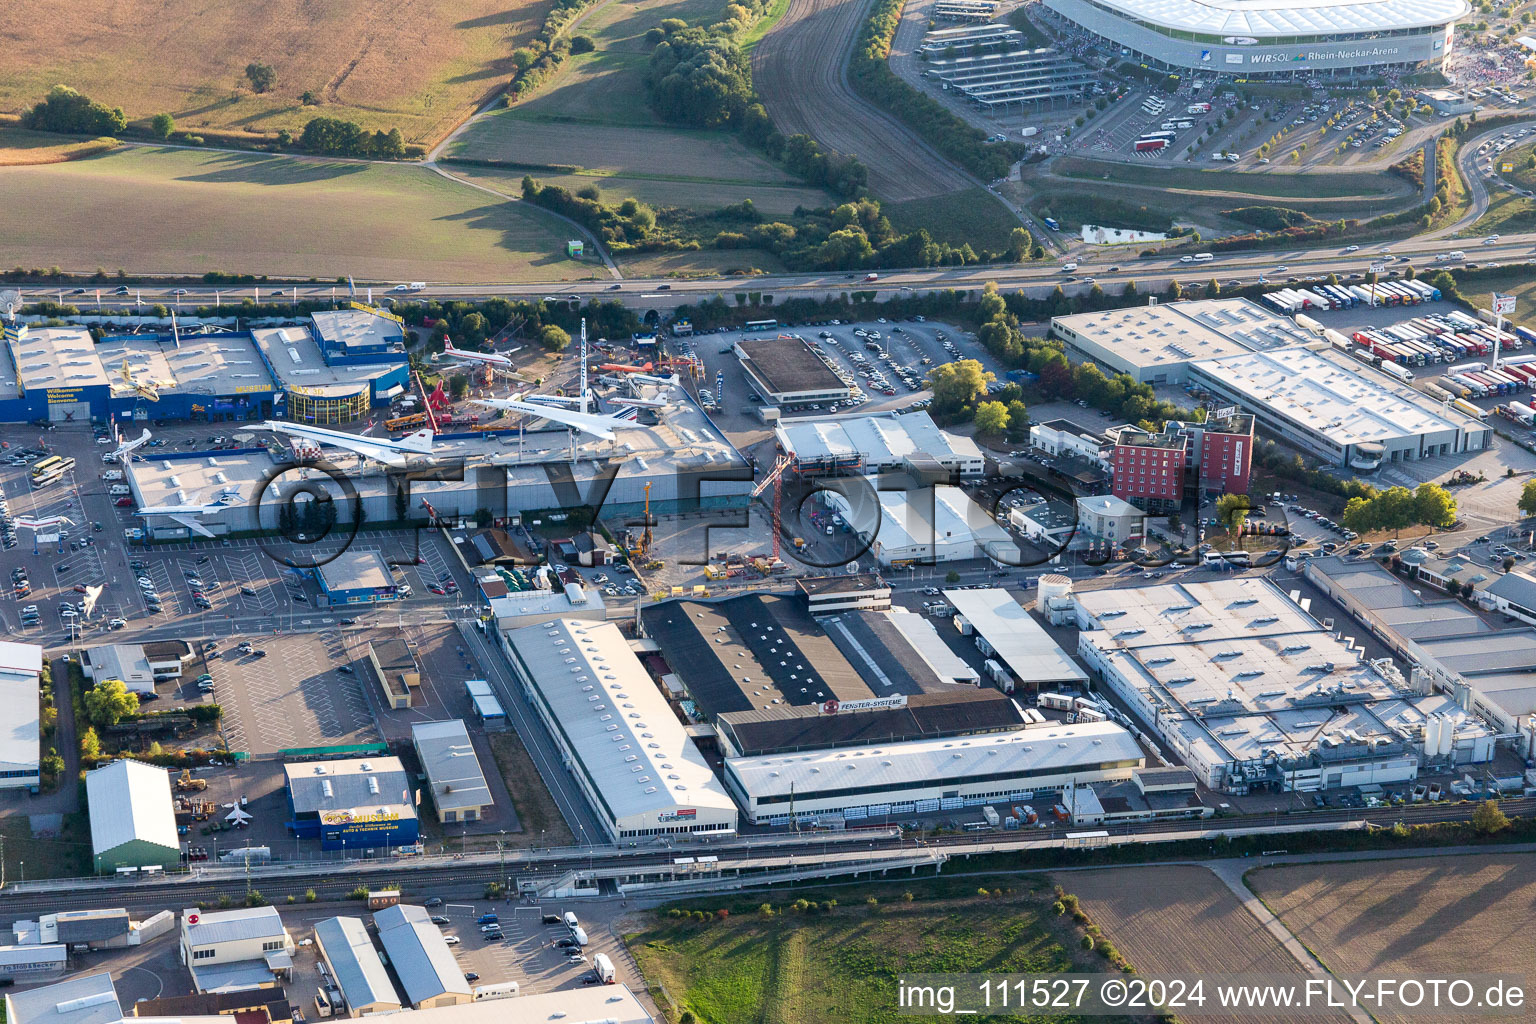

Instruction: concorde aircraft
[262,420,436,468]
[136,486,243,538]
[472,395,630,441]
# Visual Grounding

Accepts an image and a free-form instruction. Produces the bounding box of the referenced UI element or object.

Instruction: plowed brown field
[1059,865,1353,1024]
[751,0,972,201]
[1252,854,1536,1024]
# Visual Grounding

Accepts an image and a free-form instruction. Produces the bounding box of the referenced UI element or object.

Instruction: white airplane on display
[473,396,630,440]
[439,344,518,371]
[261,420,436,468]
[111,428,152,462]
[136,486,243,538]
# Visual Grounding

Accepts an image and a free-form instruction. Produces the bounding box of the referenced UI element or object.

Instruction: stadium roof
[943,588,1088,686]
[372,904,471,1007]
[726,721,1141,800]
[503,619,736,820]
[86,759,180,857]
[410,720,493,815]
[313,917,398,1012]
[1087,0,1469,36]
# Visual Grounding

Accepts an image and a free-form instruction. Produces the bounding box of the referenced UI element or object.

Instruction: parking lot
[435,898,636,996]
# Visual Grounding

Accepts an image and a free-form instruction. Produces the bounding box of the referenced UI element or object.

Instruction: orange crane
[750,454,794,562]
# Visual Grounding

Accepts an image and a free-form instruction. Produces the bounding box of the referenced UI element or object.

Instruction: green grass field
[629,878,1131,1024]
[1050,157,1414,200]
[449,0,836,227]
[883,188,1020,252]
[0,146,595,282]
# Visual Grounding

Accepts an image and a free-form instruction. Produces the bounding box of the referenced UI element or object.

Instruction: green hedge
[847,0,1021,182]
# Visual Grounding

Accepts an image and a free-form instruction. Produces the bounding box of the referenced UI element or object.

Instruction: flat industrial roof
[318,549,393,593]
[777,411,983,467]
[877,485,1013,558]
[943,588,1088,686]
[504,619,736,820]
[737,336,849,396]
[0,644,41,772]
[410,720,493,814]
[1082,0,1469,36]
[284,757,413,817]
[4,973,120,1024]
[128,451,266,509]
[1192,346,1483,446]
[97,333,274,398]
[1052,298,1296,373]
[86,759,180,857]
[726,721,1141,800]
[251,325,390,397]
[311,309,405,352]
[716,687,1025,756]
[403,985,654,1024]
[8,326,108,392]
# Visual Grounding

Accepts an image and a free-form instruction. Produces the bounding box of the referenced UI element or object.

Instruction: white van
[109,484,130,496]
[563,911,580,931]
[1062,262,1078,272]
[1191,252,1214,262]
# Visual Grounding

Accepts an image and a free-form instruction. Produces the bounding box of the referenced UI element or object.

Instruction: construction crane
[750,454,793,562]
[640,481,654,558]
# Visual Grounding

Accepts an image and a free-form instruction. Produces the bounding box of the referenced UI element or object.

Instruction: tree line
[22,85,127,137]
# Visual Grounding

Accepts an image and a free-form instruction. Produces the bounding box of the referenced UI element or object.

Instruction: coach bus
[33,456,75,486]
[744,319,779,333]
[29,455,62,483]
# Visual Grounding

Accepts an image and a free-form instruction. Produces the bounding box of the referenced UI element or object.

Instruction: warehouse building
[81,642,192,695]
[1051,299,1305,385]
[4,971,115,1022]
[1042,0,1466,77]
[5,326,112,423]
[642,593,1027,757]
[0,945,68,984]
[252,308,409,425]
[368,638,419,710]
[85,759,180,874]
[313,917,400,1017]
[318,550,400,606]
[830,484,1013,566]
[500,619,739,840]
[1189,345,1491,472]
[1074,578,1495,793]
[410,720,493,824]
[1306,556,1536,736]
[776,411,985,476]
[284,758,419,851]
[0,642,44,792]
[180,906,294,993]
[944,588,1088,693]
[371,905,471,1009]
[725,721,1143,825]
[734,336,855,408]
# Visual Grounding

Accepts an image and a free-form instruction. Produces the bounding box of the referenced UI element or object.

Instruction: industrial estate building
[317,550,400,606]
[944,587,1088,693]
[1042,0,1466,77]
[733,336,855,408]
[1073,578,1494,793]
[371,905,472,1009]
[81,642,192,695]
[776,411,985,476]
[85,759,180,874]
[284,758,419,851]
[500,618,740,841]
[410,720,493,824]
[1189,345,1491,472]
[0,642,44,792]
[178,906,294,993]
[313,916,400,1017]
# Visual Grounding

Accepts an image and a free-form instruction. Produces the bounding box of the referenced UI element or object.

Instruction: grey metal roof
[181,906,288,947]
[86,759,180,857]
[411,720,493,814]
[314,917,399,1012]
[4,972,119,1024]
[372,904,470,1006]
[1486,570,1536,611]
[284,757,412,817]
[55,910,131,944]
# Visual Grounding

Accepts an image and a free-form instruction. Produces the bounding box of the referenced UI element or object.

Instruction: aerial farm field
[629,877,1148,1024]
[0,128,120,166]
[1059,865,1353,1024]
[0,0,545,145]
[1251,854,1536,1024]
[0,147,592,282]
